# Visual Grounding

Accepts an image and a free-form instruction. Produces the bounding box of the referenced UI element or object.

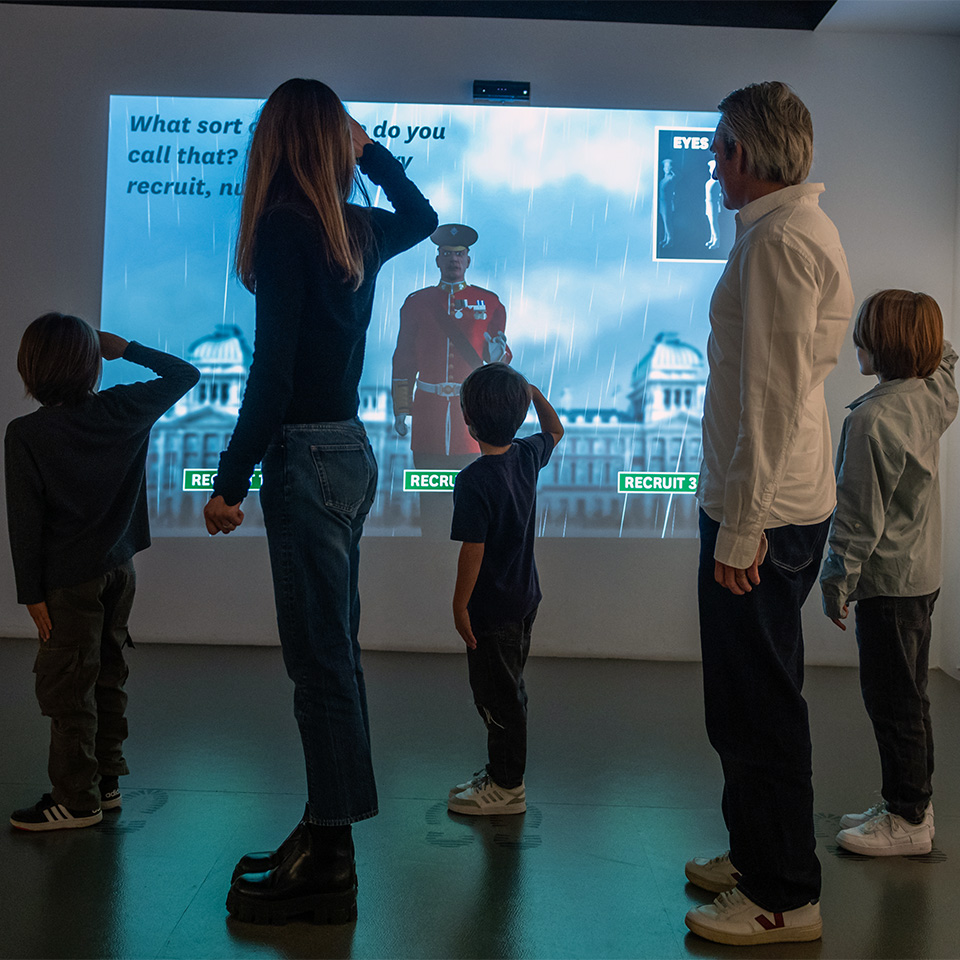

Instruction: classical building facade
[148,328,707,538]
[535,332,705,537]
[147,325,260,532]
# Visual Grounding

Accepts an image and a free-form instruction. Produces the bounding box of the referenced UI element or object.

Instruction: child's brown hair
[460,362,530,446]
[853,289,943,381]
[17,313,101,405]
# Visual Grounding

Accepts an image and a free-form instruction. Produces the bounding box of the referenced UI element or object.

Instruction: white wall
[1,5,958,672]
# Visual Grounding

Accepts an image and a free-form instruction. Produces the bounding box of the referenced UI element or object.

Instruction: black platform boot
[231,804,309,883]
[226,820,357,925]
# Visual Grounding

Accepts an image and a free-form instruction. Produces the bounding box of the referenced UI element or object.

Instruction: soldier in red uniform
[392,223,510,536]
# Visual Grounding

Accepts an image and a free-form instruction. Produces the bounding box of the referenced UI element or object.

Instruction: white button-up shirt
[698,183,854,569]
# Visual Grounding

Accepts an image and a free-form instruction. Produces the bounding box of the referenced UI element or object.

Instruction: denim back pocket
[766,523,826,573]
[309,441,376,518]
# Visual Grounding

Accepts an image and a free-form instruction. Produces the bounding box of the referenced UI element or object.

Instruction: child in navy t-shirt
[448,362,564,816]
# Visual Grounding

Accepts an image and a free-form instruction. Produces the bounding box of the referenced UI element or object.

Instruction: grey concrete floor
[0,638,956,959]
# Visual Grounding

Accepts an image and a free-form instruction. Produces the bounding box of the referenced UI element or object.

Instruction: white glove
[394,414,408,437]
[484,331,508,363]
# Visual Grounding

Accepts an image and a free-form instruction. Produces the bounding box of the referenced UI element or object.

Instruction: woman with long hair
[203,78,437,925]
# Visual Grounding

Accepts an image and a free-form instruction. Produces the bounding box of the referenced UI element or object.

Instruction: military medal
[463,299,486,320]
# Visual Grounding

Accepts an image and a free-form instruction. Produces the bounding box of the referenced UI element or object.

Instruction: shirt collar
[848,377,922,410]
[737,182,825,226]
[438,280,468,293]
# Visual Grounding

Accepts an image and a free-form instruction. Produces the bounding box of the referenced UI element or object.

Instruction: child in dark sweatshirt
[5,312,199,830]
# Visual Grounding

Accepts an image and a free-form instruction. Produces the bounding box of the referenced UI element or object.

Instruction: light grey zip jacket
[820,342,958,619]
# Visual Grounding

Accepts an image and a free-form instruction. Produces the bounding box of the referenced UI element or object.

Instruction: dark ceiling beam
[13,1,839,31]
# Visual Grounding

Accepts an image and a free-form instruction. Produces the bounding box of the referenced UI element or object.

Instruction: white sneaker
[685,888,822,945]
[841,800,934,836]
[839,800,887,830]
[837,810,932,856]
[447,774,526,815]
[684,852,742,893]
[448,769,486,799]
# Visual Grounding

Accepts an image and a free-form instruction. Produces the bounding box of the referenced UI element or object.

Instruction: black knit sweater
[5,343,200,604]
[213,142,438,505]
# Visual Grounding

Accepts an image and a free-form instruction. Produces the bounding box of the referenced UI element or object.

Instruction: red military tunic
[392,280,510,456]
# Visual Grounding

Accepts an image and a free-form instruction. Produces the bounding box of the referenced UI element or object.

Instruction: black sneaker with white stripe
[10,794,103,831]
[99,777,122,810]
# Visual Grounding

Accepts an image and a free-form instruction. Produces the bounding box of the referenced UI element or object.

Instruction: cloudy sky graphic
[102,96,732,406]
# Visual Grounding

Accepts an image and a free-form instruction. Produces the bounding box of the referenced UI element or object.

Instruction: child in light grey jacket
[820,289,957,856]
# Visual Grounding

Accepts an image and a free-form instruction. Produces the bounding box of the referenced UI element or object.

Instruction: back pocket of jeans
[766,524,825,573]
[309,443,374,518]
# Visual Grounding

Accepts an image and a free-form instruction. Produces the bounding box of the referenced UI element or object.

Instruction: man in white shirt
[683,82,854,947]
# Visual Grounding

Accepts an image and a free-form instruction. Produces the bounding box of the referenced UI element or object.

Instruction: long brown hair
[235,78,370,292]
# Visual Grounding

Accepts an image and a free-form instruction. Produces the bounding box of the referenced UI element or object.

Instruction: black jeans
[854,591,938,824]
[35,562,135,810]
[698,511,828,912]
[466,608,536,790]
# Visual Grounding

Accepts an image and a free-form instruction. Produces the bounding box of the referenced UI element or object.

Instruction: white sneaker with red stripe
[685,888,822,945]
[447,774,525,815]
[684,851,742,892]
[10,794,103,831]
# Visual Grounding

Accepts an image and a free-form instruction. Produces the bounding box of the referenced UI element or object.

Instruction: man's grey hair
[716,81,813,186]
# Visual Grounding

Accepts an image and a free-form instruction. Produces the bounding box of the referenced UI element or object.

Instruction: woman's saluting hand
[347,115,372,158]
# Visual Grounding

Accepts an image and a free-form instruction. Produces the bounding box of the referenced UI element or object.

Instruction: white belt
[416,380,461,455]
[416,380,461,398]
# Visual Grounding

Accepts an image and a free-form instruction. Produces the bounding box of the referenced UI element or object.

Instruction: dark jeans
[261,420,379,826]
[36,561,135,810]
[698,510,828,911]
[466,608,536,789]
[854,591,938,823]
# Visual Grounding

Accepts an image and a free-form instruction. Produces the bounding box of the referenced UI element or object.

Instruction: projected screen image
[101,95,735,539]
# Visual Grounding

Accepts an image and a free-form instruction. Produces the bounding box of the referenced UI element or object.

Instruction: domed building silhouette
[628,332,706,425]
[146,324,404,534]
[147,325,263,532]
[531,330,706,537]
[183,324,252,416]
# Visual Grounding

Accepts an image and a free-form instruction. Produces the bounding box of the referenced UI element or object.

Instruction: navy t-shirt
[450,432,555,626]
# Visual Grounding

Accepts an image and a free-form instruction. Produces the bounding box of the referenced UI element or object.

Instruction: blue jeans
[854,591,938,823]
[698,510,828,911]
[466,608,536,789]
[260,420,379,826]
